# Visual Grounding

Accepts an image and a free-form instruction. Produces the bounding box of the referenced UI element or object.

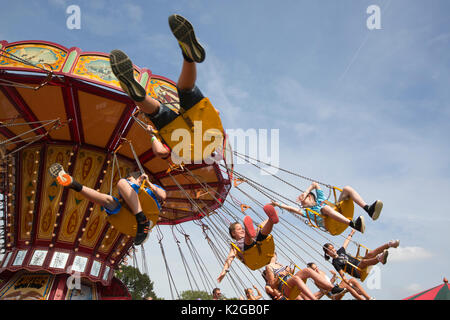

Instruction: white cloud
[405,283,423,293]
[388,246,433,262]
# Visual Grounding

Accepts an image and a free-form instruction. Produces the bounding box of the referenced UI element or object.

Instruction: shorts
[244,230,268,251]
[103,180,162,215]
[346,262,362,279]
[145,85,205,130]
[279,275,292,292]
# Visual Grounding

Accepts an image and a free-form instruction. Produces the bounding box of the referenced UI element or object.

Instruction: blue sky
[1,0,450,300]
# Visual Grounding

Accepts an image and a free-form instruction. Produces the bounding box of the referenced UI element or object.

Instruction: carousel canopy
[404,278,450,300]
[0,40,231,285]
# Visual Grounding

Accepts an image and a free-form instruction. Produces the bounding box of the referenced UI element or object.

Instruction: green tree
[115,265,158,300]
[179,290,212,300]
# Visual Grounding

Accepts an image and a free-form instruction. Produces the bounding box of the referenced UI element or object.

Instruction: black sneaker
[134,220,151,245]
[109,49,147,102]
[366,200,383,221]
[350,216,366,233]
[168,14,205,63]
[329,285,346,298]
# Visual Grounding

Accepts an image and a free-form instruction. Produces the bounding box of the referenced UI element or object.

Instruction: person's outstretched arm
[271,201,303,215]
[342,229,356,250]
[217,247,236,283]
[253,285,263,300]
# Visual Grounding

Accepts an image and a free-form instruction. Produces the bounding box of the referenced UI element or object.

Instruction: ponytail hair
[323,243,332,261]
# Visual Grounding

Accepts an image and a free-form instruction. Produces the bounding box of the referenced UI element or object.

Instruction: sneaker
[48,163,72,187]
[134,220,151,245]
[168,14,206,63]
[377,249,389,265]
[329,285,346,297]
[350,216,366,233]
[109,49,146,102]
[366,200,383,221]
[263,204,279,224]
[388,239,400,248]
[243,215,256,239]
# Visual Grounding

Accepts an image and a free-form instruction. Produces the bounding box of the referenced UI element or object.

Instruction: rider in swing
[49,162,166,246]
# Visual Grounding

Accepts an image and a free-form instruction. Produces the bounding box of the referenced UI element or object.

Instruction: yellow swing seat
[106,182,160,237]
[278,264,307,300]
[303,187,355,236]
[157,97,225,164]
[343,262,372,282]
[231,234,275,271]
[343,244,372,282]
[323,198,354,236]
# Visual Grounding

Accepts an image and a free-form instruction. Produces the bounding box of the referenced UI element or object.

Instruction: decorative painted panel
[72,54,140,88]
[19,146,41,241]
[58,148,104,244]
[0,43,67,71]
[38,145,73,240]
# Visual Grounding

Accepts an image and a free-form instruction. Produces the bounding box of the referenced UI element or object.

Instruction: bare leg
[295,269,334,291]
[177,60,197,90]
[357,256,380,269]
[79,186,117,208]
[133,60,197,120]
[116,178,142,215]
[346,278,371,300]
[136,96,161,115]
[321,205,351,224]
[259,219,275,237]
[286,276,317,300]
[339,280,365,300]
[244,232,254,246]
[364,243,390,259]
[338,185,367,208]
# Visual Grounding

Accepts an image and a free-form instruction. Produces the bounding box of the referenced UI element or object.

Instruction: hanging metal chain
[233,150,334,189]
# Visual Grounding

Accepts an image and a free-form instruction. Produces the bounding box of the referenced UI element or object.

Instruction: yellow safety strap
[355,243,370,259]
[332,186,342,201]
[343,259,366,279]
[304,208,323,229]
[278,262,302,289]
[230,241,242,253]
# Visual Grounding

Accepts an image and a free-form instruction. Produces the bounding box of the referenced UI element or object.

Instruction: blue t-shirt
[309,189,327,212]
[300,189,327,227]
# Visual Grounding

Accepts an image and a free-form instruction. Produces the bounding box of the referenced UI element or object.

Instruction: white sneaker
[377,250,389,264]
[388,240,400,248]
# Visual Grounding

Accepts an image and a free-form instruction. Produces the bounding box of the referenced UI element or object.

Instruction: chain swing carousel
[0,40,390,301]
[0,40,231,300]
